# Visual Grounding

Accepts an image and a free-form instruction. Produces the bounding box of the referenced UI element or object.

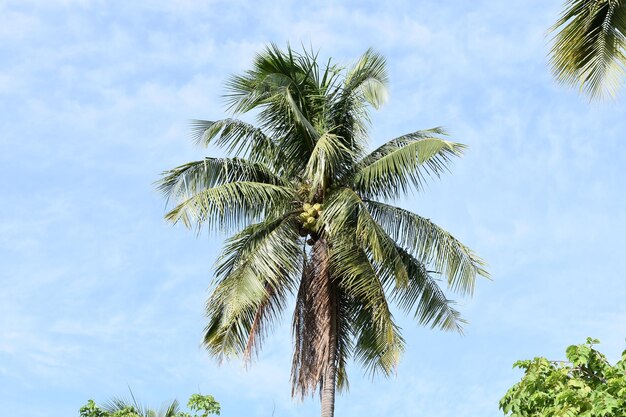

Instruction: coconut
[313,203,322,211]
[303,203,312,211]
[306,217,316,225]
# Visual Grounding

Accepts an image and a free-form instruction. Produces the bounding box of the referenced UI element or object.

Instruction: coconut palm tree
[549,0,626,99]
[158,45,489,417]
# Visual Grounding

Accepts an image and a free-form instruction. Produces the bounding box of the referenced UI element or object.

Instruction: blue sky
[1,1,625,416]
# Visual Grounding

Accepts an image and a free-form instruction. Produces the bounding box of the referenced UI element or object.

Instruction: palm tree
[549,0,626,99]
[158,45,489,417]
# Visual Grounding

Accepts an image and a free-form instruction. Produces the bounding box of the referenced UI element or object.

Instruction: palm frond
[321,188,409,288]
[190,118,281,166]
[157,157,287,203]
[223,44,322,164]
[391,246,465,333]
[366,200,489,296]
[164,181,294,232]
[328,235,404,378]
[103,396,146,417]
[550,0,626,99]
[353,135,464,201]
[304,130,353,195]
[158,400,180,417]
[342,48,389,110]
[204,216,302,360]
[325,49,389,162]
[358,127,449,167]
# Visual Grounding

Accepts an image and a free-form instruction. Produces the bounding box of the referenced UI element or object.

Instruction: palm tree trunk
[320,280,338,417]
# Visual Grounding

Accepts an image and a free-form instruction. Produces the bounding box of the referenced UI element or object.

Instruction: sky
[1,0,625,416]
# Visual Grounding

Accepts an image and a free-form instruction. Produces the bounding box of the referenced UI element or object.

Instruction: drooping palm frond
[366,200,489,296]
[204,216,302,360]
[164,181,294,232]
[327,235,405,378]
[550,0,626,99]
[391,246,465,333]
[352,135,465,201]
[321,188,408,288]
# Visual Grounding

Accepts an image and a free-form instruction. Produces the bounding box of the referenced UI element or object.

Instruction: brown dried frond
[291,239,335,398]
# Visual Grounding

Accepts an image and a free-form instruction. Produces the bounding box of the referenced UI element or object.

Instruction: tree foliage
[79,394,220,417]
[500,338,626,417]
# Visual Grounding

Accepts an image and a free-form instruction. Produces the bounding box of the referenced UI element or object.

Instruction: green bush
[500,338,626,417]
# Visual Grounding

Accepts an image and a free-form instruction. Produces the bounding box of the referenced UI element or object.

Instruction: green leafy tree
[549,0,626,99]
[500,338,626,417]
[158,44,488,417]
[79,394,220,417]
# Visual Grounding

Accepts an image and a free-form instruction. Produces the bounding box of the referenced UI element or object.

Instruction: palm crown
[158,45,488,416]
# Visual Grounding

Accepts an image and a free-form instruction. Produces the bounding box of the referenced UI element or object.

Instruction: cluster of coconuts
[298,203,323,243]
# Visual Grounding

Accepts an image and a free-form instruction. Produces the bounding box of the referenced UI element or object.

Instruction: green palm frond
[326,49,389,161]
[321,188,409,288]
[225,43,321,114]
[164,181,294,232]
[392,246,465,333]
[334,290,354,392]
[353,135,465,201]
[358,127,449,167]
[190,119,280,166]
[366,200,489,296]
[550,0,626,99]
[304,130,353,195]
[342,48,389,110]
[350,299,405,378]
[223,44,323,168]
[204,216,302,360]
[157,157,287,202]
[328,236,404,377]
